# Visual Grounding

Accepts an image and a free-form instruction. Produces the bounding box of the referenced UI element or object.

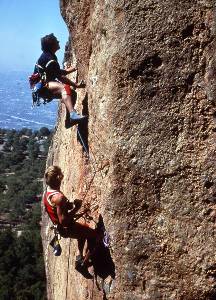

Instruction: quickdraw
[49,224,62,256]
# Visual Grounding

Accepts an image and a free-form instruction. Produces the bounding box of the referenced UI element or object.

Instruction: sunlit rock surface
[41,1,216,299]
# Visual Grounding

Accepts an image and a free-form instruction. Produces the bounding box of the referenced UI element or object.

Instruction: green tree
[0,179,6,193]
[20,128,32,136]
[28,138,40,160]
[39,127,50,137]
[0,127,52,298]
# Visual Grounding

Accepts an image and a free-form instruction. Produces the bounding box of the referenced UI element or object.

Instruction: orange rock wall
[42,1,216,299]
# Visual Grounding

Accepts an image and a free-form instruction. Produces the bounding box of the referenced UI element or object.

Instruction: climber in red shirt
[43,165,98,279]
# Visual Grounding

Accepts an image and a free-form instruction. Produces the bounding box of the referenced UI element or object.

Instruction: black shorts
[57,223,75,238]
[57,222,97,240]
[38,86,54,101]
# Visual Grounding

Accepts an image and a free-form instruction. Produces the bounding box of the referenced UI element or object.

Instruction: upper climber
[32,33,87,127]
[43,165,100,278]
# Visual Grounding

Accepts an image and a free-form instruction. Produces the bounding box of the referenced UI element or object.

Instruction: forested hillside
[0,127,52,300]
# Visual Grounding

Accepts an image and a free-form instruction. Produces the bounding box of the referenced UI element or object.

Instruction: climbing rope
[76,127,103,203]
[77,127,97,174]
[77,127,89,157]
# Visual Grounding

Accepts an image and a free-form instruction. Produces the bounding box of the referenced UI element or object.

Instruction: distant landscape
[0,71,58,299]
[0,71,58,130]
[0,127,52,299]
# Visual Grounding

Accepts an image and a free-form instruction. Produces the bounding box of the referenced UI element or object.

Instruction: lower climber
[43,165,99,278]
[34,33,87,126]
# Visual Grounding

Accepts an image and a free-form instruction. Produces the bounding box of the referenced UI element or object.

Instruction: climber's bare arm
[51,193,74,226]
[56,75,85,89]
[62,66,77,74]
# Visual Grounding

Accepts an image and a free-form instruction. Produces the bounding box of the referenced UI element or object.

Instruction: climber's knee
[62,84,72,96]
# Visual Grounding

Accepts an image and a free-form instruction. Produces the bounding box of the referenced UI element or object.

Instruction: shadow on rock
[77,93,89,153]
[91,215,115,299]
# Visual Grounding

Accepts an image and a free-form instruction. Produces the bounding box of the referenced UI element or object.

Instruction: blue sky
[0,0,68,72]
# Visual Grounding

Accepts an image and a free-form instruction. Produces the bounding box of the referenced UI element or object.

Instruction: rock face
[41,0,216,299]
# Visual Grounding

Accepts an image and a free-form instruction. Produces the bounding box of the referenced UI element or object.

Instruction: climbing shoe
[70,111,87,126]
[75,255,93,279]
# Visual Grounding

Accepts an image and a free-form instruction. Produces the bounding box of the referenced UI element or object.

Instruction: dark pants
[58,222,97,255]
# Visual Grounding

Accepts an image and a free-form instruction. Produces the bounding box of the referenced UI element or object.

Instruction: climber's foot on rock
[75,256,93,279]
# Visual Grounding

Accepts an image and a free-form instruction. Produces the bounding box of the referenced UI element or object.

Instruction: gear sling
[29,60,56,107]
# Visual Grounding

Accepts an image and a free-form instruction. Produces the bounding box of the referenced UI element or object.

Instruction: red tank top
[43,190,61,224]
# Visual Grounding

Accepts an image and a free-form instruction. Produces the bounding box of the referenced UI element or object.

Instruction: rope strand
[77,127,100,202]
[77,127,98,174]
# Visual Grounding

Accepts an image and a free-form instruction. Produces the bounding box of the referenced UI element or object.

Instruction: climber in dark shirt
[35,33,87,126]
[35,51,61,82]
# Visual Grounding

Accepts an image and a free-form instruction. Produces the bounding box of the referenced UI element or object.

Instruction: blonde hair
[45,165,63,187]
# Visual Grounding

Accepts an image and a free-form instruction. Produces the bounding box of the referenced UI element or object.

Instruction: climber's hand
[77,80,86,88]
[83,203,91,213]
[73,199,82,209]
[66,66,77,72]
[63,62,77,73]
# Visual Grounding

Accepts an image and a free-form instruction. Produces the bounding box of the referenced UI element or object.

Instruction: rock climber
[33,33,87,126]
[43,165,99,279]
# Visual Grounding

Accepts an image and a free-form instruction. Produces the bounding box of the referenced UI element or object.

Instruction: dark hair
[41,33,58,52]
